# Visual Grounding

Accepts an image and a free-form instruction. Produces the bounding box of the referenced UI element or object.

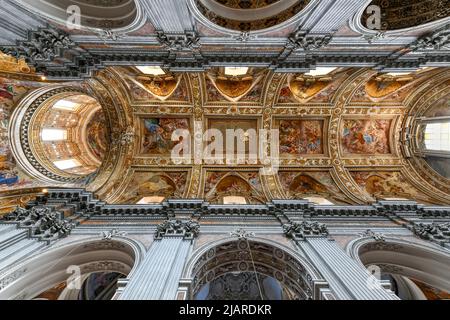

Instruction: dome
[194,0,311,31]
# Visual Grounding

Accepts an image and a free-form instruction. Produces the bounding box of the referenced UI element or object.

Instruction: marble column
[119,219,199,300]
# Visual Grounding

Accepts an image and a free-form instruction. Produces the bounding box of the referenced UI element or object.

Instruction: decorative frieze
[410,26,450,51]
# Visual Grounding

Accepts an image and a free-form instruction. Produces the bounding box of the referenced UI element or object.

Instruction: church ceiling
[362,0,450,31]
[1,64,450,207]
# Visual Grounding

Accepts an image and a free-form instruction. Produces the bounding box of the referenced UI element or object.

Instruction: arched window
[424,121,450,152]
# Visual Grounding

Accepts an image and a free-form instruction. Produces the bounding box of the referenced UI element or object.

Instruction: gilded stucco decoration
[0,52,34,74]
[3,66,450,206]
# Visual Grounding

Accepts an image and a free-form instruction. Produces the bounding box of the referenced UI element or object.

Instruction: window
[424,122,450,152]
[41,129,67,141]
[53,159,81,170]
[53,100,79,111]
[137,196,165,204]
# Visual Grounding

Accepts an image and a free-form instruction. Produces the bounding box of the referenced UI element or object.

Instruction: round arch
[0,236,145,300]
[346,237,450,298]
[179,236,327,300]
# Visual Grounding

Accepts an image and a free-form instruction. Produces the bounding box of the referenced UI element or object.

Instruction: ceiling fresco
[118,171,189,204]
[1,65,450,207]
[350,171,435,204]
[140,118,190,155]
[116,67,192,104]
[277,70,351,105]
[86,110,110,162]
[0,76,47,192]
[350,71,435,104]
[341,119,392,155]
[204,171,266,204]
[205,71,265,103]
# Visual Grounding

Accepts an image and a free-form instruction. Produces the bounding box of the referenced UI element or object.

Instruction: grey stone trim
[119,237,191,300]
